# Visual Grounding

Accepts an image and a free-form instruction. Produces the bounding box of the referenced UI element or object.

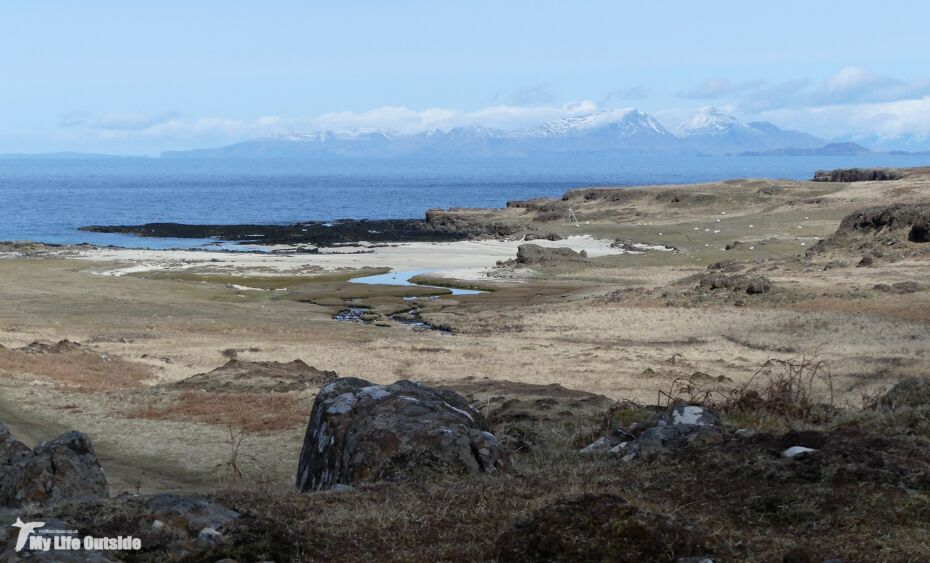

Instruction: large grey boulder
[296,377,509,491]
[0,423,108,507]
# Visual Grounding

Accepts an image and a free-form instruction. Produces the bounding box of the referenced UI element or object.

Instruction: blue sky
[2,1,929,154]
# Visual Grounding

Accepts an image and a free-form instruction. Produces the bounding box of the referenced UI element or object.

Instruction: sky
[1,1,929,155]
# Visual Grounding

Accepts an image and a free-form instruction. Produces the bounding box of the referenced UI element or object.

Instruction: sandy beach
[6,234,637,280]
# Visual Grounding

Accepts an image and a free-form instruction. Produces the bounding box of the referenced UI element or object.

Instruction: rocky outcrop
[582,404,724,462]
[836,203,930,236]
[0,423,108,507]
[515,244,588,266]
[19,340,88,354]
[523,232,563,242]
[424,209,516,238]
[808,203,930,259]
[696,272,772,295]
[812,168,903,182]
[296,377,508,491]
[174,359,336,393]
[493,493,711,562]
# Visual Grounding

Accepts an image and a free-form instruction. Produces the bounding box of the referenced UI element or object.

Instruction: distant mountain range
[4,108,927,160]
[740,142,872,157]
[161,107,848,160]
[674,107,826,154]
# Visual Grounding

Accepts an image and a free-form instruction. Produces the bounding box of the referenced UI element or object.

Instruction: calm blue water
[351,269,484,295]
[1,155,927,249]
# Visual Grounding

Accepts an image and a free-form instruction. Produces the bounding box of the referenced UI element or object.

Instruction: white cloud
[814,66,930,105]
[51,69,930,152]
[755,97,930,138]
[311,101,599,133]
[681,68,930,112]
[59,111,180,130]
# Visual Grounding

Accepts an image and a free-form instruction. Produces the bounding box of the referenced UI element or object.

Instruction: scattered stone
[523,232,562,242]
[582,404,724,462]
[296,377,508,491]
[19,340,88,355]
[695,272,772,295]
[0,423,108,508]
[706,260,743,273]
[857,255,874,267]
[0,493,288,561]
[145,494,240,537]
[782,446,818,459]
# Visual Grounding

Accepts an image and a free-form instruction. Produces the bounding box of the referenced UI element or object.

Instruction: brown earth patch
[0,340,153,391]
[126,391,308,433]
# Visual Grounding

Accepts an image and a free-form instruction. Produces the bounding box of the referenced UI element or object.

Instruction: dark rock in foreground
[0,492,288,561]
[493,493,711,562]
[812,168,903,182]
[0,423,108,508]
[296,377,508,491]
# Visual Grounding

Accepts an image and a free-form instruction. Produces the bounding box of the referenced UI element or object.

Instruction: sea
[1,154,927,249]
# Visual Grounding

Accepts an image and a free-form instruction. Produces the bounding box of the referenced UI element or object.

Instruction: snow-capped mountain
[262,129,401,142]
[162,108,832,159]
[518,108,671,138]
[674,108,826,154]
[674,107,750,138]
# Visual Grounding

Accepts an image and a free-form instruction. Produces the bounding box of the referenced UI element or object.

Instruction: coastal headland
[1,167,929,560]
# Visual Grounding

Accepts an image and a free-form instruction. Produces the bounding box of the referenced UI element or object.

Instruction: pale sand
[50,235,639,279]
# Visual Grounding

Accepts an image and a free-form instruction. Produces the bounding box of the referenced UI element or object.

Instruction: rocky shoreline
[80,208,517,247]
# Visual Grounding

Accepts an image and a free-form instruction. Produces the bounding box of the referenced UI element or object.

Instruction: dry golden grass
[786,294,930,323]
[0,346,152,391]
[126,390,308,433]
